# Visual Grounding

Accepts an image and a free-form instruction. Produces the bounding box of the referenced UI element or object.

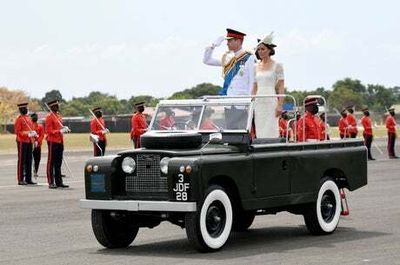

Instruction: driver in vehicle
[159,108,176,130]
[200,108,219,130]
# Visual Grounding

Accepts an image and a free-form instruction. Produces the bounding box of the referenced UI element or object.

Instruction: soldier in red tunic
[45,99,70,188]
[130,102,148,148]
[90,107,109,156]
[385,107,398,159]
[30,112,45,178]
[278,111,289,139]
[346,106,358,138]
[338,109,349,139]
[297,98,321,142]
[319,112,329,140]
[159,108,176,130]
[14,102,37,185]
[360,107,375,160]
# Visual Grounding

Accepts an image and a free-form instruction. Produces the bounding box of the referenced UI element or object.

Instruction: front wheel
[303,177,341,235]
[185,186,233,252]
[91,210,139,248]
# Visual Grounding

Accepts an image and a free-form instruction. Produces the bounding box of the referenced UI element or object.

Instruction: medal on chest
[239,62,245,76]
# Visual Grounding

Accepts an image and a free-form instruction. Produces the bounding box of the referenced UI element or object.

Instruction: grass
[0,133,133,154]
[0,126,390,154]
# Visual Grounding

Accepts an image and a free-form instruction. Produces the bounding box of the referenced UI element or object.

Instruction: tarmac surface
[0,139,399,265]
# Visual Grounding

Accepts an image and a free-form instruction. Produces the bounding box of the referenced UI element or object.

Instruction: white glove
[89,134,99,143]
[28,131,38,137]
[101,128,110,134]
[212,36,225,48]
[34,141,38,148]
[60,126,71,134]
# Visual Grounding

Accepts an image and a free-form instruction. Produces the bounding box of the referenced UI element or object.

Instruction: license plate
[91,174,105,193]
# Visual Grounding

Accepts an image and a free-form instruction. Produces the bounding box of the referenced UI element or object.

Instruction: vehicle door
[251,144,290,197]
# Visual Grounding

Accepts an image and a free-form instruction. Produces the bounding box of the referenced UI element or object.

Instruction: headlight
[160,157,171,174]
[122,157,136,174]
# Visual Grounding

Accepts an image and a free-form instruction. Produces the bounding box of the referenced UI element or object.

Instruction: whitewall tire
[185,186,233,252]
[304,178,341,235]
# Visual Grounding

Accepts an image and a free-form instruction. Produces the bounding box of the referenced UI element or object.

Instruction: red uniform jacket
[45,112,64,143]
[130,112,147,139]
[159,116,176,130]
[90,117,106,141]
[338,117,349,137]
[32,122,45,146]
[360,116,373,136]
[14,115,33,143]
[200,119,217,130]
[319,118,327,140]
[279,118,288,138]
[346,113,358,135]
[385,115,397,134]
[297,112,321,142]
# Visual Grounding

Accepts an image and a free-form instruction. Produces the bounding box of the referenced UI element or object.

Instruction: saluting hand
[212,36,225,48]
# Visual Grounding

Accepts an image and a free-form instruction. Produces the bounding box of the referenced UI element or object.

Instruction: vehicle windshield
[149,99,251,132]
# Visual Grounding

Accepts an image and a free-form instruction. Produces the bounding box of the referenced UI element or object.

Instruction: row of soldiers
[277,99,398,159]
[14,100,147,188]
[338,106,398,160]
[15,100,70,188]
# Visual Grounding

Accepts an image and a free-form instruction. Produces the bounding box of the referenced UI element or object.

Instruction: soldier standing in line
[297,98,321,142]
[130,102,148,148]
[45,99,70,188]
[360,107,375,160]
[338,109,349,139]
[346,106,358,138]
[90,107,109,156]
[30,112,45,178]
[385,107,398,159]
[14,102,37,185]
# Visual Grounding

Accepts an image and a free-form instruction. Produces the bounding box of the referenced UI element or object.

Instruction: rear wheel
[91,210,139,248]
[303,177,341,235]
[185,185,233,252]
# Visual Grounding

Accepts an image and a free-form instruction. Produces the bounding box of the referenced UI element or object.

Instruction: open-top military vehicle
[80,96,367,252]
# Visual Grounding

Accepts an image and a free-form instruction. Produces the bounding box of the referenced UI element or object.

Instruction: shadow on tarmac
[90,225,388,260]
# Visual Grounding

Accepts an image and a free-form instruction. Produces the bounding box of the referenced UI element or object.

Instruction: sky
[1,0,399,100]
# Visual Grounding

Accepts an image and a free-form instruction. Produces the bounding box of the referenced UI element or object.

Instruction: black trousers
[387,132,397,157]
[93,140,106,156]
[32,146,41,173]
[363,133,373,159]
[17,141,33,183]
[350,132,357,138]
[47,141,64,186]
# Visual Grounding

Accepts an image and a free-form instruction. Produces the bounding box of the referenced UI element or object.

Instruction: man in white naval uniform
[203,28,256,96]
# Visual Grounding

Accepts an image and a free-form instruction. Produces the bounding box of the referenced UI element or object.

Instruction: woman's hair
[255,43,275,60]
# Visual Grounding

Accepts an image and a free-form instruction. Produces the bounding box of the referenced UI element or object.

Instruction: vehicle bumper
[80,199,197,212]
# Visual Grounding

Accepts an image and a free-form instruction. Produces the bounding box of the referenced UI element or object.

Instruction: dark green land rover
[80,96,367,252]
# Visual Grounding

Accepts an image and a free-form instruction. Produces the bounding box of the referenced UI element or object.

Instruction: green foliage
[169,83,220,99]
[41,90,64,106]
[4,78,400,120]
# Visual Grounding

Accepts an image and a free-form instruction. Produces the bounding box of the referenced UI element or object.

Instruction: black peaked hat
[47,99,59,107]
[17,102,28,108]
[134,101,145,108]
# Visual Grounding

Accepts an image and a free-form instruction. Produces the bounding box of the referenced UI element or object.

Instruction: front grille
[126,154,168,193]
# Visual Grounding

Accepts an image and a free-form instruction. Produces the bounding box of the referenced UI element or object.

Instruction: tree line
[1,78,399,123]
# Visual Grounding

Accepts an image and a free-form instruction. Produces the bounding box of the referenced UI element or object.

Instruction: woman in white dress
[251,32,285,138]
